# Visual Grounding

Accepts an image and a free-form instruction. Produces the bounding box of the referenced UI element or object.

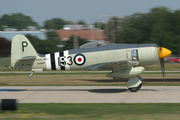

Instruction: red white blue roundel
[74,54,86,66]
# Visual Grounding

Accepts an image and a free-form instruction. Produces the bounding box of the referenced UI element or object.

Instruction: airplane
[6,33,171,92]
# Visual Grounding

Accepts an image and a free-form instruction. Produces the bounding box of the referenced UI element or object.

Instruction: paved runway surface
[0,86,180,103]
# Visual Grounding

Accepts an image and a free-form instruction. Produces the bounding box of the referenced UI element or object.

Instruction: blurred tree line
[0,13,105,30]
[26,32,62,54]
[26,32,88,54]
[0,37,11,57]
[105,7,180,55]
[0,13,38,30]
[0,31,88,56]
[1,6,180,56]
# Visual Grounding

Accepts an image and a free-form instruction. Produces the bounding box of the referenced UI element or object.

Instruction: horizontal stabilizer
[5,65,22,70]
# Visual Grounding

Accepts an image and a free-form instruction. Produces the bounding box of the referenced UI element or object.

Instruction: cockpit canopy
[79,40,109,49]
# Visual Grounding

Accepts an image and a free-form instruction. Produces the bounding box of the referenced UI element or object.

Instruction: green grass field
[0,57,180,120]
[0,103,180,120]
[0,73,179,86]
[0,57,10,69]
[1,57,180,86]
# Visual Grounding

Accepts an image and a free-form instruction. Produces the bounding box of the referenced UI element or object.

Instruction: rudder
[11,34,37,70]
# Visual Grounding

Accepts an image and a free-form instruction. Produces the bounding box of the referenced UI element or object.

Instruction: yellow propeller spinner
[158,47,171,60]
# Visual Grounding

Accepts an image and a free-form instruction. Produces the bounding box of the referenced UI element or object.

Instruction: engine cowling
[138,45,159,66]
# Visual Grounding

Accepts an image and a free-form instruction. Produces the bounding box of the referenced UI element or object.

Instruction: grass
[1,103,180,119]
[0,73,179,86]
[144,62,180,71]
[0,72,180,76]
[0,57,10,68]
[1,57,180,86]
[0,72,180,86]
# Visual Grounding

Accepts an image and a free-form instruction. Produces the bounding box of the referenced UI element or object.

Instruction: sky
[0,0,180,26]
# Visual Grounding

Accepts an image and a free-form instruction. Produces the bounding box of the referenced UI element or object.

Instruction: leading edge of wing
[85,60,133,70]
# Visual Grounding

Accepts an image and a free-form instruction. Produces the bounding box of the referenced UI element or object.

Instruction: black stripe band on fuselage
[60,52,65,70]
[50,53,56,70]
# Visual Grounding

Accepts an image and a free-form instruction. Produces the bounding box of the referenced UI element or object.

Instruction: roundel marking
[78,58,82,62]
[74,54,86,66]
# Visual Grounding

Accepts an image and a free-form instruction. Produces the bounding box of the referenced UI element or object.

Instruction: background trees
[1,6,180,56]
[62,36,88,51]
[93,22,105,30]
[0,37,11,57]
[43,18,73,30]
[0,13,38,30]
[26,32,88,54]
[106,6,180,55]
[26,31,62,54]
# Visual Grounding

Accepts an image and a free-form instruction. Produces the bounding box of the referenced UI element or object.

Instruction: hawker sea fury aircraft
[7,34,171,92]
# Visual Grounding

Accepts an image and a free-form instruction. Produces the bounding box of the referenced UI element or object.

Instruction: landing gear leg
[127,75,143,92]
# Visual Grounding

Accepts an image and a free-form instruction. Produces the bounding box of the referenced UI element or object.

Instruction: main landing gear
[127,75,143,92]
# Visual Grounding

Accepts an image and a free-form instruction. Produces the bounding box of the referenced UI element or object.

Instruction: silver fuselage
[30,43,159,71]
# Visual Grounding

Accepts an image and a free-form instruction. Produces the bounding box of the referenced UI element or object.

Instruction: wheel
[129,87,138,92]
[129,83,142,92]
[137,83,142,90]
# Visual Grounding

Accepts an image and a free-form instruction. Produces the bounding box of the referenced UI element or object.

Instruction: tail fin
[11,34,37,70]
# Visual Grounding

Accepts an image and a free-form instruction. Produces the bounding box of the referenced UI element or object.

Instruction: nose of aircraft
[158,47,171,60]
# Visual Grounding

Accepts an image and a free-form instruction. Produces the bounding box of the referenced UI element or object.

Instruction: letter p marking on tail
[22,41,28,52]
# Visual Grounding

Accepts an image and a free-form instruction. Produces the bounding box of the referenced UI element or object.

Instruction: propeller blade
[159,26,165,81]
[160,59,165,81]
[159,28,163,50]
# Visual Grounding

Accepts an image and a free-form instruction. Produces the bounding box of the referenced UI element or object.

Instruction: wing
[86,60,136,71]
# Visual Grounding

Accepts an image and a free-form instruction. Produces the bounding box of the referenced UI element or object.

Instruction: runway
[0,86,180,103]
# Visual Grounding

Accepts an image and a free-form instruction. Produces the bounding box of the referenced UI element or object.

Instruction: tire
[129,84,142,92]
[129,87,138,92]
